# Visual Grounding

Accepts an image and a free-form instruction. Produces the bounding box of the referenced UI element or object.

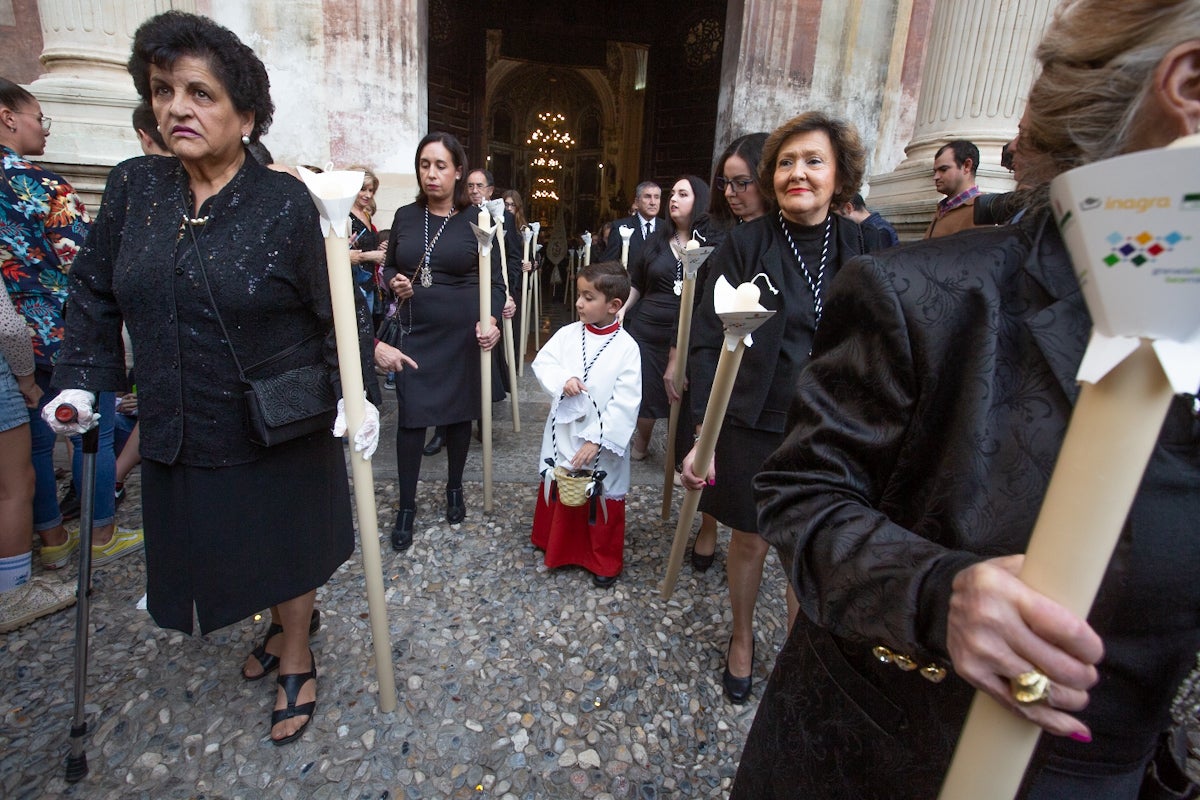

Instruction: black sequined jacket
[53,153,378,467]
[735,213,1200,798]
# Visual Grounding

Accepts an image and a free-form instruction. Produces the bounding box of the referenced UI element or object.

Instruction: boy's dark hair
[131,102,168,150]
[578,260,630,304]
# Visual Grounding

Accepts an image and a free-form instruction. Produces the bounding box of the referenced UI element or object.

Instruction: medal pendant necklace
[671,232,683,297]
[420,205,455,288]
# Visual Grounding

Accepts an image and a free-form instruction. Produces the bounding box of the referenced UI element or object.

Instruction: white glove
[41,389,99,434]
[331,394,381,460]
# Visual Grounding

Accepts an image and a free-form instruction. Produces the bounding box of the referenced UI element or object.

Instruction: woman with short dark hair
[47,10,378,746]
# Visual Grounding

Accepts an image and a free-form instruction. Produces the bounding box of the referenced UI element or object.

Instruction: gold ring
[1010,670,1051,705]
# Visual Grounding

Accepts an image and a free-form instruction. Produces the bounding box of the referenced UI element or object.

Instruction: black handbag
[240,336,337,448]
[187,220,337,447]
[376,310,402,347]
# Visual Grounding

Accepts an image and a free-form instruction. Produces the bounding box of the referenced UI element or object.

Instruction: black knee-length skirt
[698,422,784,533]
[141,431,355,634]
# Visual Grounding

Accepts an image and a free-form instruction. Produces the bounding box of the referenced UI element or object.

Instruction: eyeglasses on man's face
[14,111,51,133]
[714,176,754,194]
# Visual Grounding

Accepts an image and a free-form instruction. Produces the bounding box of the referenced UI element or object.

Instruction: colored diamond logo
[1103,254,1120,266]
[1135,231,1153,245]
[1164,231,1183,245]
[1148,243,1164,256]
[1119,243,1136,256]
[1131,254,1147,266]
[1106,232,1123,245]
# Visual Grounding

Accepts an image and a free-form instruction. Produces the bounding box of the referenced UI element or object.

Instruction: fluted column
[28,0,193,205]
[868,0,1060,238]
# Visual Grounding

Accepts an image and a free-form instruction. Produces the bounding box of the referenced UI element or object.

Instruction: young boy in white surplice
[530,261,641,588]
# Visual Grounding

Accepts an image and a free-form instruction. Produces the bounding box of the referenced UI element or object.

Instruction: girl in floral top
[0,77,142,573]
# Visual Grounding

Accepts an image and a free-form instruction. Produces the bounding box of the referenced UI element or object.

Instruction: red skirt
[530,487,626,578]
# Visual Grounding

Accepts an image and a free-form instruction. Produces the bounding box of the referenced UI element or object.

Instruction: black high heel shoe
[392,509,415,552]
[689,544,715,572]
[446,487,465,524]
[270,649,317,746]
[241,609,320,681]
[722,638,755,704]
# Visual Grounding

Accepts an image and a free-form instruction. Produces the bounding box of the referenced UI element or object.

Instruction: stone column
[28,0,195,206]
[868,0,1060,238]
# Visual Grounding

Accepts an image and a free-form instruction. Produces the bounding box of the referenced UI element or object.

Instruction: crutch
[58,403,98,782]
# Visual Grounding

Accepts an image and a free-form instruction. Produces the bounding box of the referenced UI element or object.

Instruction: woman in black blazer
[732,1,1200,796]
[681,112,884,704]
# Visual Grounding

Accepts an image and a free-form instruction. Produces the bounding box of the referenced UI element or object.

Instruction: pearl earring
[241,133,250,145]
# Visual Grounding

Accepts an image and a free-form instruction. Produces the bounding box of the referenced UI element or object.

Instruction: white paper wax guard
[1049,134,1200,392]
[713,275,775,348]
[296,166,363,238]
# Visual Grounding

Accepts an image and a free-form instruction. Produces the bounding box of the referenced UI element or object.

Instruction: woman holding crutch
[45,11,379,745]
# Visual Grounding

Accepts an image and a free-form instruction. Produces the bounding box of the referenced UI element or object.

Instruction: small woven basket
[553,466,593,507]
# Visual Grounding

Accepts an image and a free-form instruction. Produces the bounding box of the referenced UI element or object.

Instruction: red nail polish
[706,478,715,486]
[1069,732,1092,743]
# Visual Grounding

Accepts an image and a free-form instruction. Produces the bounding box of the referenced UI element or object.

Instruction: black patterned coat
[736,213,1200,799]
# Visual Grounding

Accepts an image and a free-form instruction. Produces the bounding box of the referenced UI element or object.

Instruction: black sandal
[270,650,317,746]
[241,609,320,681]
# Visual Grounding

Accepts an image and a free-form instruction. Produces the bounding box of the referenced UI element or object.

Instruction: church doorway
[426,0,728,236]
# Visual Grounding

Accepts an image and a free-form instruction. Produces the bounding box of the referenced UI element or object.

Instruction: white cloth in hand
[553,391,591,423]
[41,389,98,434]
[331,394,381,460]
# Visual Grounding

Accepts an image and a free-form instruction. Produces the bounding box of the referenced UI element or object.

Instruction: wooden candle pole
[660,241,710,520]
[486,201,520,433]
[619,225,633,270]
[939,138,1200,798]
[519,227,532,376]
[938,340,1175,799]
[297,167,396,713]
[472,211,496,513]
[575,232,591,313]
[661,279,773,599]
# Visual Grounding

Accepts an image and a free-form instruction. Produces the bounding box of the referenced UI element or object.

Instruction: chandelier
[526,112,575,152]
[528,107,573,206]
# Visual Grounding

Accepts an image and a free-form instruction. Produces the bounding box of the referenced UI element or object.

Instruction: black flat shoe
[722,638,755,704]
[446,487,465,524]
[423,434,445,456]
[689,544,715,572]
[592,572,619,588]
[241,609,320,681]
[392,509,415,552]
[270,650,317,746]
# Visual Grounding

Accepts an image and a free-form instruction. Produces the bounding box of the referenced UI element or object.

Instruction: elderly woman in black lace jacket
[732,1,1200,797]
[46,11,378,747]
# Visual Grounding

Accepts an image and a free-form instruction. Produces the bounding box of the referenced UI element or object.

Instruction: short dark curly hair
[127,11,273,143]
[760,111,865,210]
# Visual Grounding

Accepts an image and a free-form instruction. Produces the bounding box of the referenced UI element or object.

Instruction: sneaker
[0,577,77,633]
[91,528,144,567]
[59,484,81,521]
[40,527,80,570]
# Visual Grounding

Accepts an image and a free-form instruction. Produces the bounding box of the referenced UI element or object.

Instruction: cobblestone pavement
[1,305,790,799]
[5,296,1197,798]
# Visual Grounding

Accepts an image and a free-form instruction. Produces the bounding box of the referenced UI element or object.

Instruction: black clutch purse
[244,363,336,448]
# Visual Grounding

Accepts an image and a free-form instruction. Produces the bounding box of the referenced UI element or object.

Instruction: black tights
[396,421,470,510]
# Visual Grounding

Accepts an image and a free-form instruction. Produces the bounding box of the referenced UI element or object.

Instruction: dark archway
[427,0,728,237]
